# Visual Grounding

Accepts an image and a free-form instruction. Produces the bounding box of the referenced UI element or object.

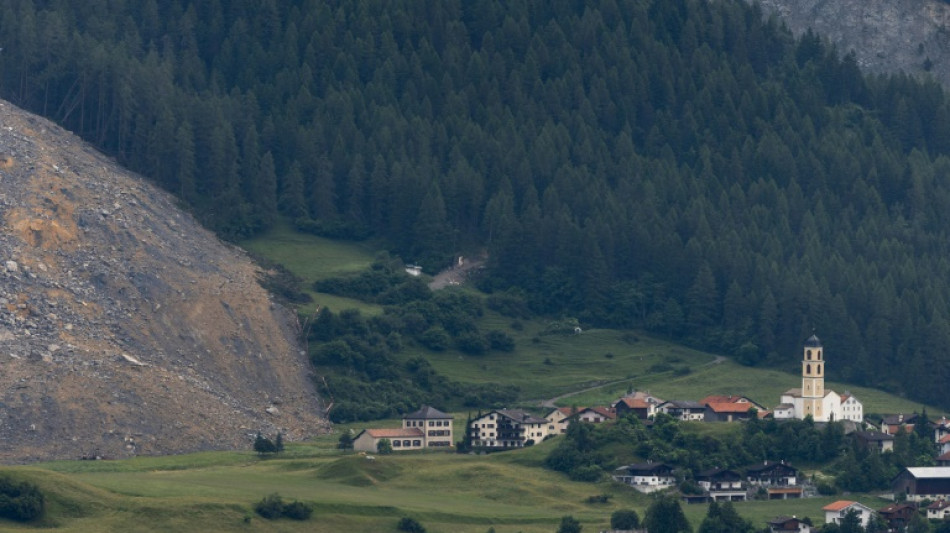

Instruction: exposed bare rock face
[755,0,950,87]
[0,100,327,462]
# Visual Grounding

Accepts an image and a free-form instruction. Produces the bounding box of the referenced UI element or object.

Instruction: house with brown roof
[939,434,950,455]
[852,431,895,453]
[881,413,920,435]
[745,461,801,499]
[695,468,746,501]
[767,516,812,533]
[353,405,454,452]
[544,406,615,434]
[822,501,875,527]
[927,500,950,520]
[470,409,550,449]
[612,392,663,420]
[704,401,761,422]
[877,502,918,531]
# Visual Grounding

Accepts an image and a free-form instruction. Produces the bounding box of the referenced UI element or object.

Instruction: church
[773,335,863,423]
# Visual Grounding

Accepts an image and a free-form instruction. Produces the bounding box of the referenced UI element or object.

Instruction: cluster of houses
[350,336,950,528]
[768,497,950,533]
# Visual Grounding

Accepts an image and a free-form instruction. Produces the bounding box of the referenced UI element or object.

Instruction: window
[403,440,411,447]
[393,440,402,447]
[412,440,421,446]
[806,349,812,360]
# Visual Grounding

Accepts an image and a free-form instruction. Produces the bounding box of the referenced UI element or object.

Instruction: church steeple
[801,334,824,419]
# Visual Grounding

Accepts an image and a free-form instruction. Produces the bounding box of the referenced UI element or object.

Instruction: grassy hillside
[242,229,948,418]
[4,435,896,533]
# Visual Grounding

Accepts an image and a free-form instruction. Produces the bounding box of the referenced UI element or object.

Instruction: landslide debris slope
[0,100,327,462]
[756,0,950,87]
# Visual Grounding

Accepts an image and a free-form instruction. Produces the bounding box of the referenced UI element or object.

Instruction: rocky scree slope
[0,100,327,462]
[756,0,950,87]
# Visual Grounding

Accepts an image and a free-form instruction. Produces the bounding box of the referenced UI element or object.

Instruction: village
[352,335,950,531]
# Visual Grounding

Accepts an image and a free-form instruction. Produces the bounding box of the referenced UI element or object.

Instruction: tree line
[4,0,950,406]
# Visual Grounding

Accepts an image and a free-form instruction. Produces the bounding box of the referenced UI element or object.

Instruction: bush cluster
[253,493,312,521]
[0,476,44,522]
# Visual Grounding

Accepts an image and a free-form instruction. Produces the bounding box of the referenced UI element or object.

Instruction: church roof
[804,334,822,347]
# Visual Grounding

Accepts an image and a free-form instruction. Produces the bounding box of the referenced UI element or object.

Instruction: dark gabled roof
[661,400,705,409]
[697,467,742,480]
[745,461,798,474]
[403,405,453,420]
[853,431,895,442]
[804,334,822,347]
[881,413,920,425]
[615,462,674,474]
[768,516,801,526]
[495,409,548,424]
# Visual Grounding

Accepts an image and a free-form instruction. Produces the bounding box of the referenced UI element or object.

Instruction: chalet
[657,400,706,421]
[613,393,662,420]
[353,428,424,452]
[470,409,550,449]
[353,405,454,452]
[937,451,950,467]
[767,516,812,533]
[926,500,950,520]
[695,468,746,501]
[852,431,895,453]
[893,467,950,502]
[403,405,454,448]
[612,462,676,493]
[822,501,875,527]
[576,406,616,424]
[877,502,918,531]
[745,461,801,499]
[700,395,765,410]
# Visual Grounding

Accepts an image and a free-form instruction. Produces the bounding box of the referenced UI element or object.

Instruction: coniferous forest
[2,0,950,408]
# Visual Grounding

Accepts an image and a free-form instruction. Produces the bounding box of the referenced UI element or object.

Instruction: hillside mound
[0,100,327,462]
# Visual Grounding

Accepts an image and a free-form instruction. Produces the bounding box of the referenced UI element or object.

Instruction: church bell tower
[801,334,824,420]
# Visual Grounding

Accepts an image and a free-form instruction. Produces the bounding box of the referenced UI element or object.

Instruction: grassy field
[240,220,382,315]
[2,434,898,533]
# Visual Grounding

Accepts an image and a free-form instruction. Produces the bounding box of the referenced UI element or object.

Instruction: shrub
[397,516,426,533]
[456,331,489,354]
[611,509,641,530]
[253,493,312,521]
[569,465,603,482]
[254,493,285,519]
[419,327,450,351]
[486,330,515,351]
[0,477,44,521]
[282,500,313,520]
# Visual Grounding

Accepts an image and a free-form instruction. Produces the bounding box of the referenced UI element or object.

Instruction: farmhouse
[881,413,919,435]
[544,406,615,434]
[745,461,802,499]
[613,392,663,420]
[695,468,746,501]
[877,502,919,531]
[774,336,863,423]
[927,500,950,520]
[353,405,454,452]
[612,462,676,493]
[893,467,950,501]
[470,409,550,448]
[852,431,895,453]
[353,428,424,452]
[657,400,706,421]
[822,501,875,527]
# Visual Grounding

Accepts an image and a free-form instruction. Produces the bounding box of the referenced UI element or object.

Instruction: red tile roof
[706,402,756,413]
[364,428,424,439]
[823,501,857,512]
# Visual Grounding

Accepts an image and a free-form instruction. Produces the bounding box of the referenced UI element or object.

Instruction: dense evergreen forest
[3,0,950,408]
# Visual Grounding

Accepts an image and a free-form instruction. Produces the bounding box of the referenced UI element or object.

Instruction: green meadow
[2,436,896,533]
[0,232,920,531]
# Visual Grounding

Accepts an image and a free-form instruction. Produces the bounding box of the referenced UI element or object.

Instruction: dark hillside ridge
[3,1,950,409]
[0,100,326,462]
